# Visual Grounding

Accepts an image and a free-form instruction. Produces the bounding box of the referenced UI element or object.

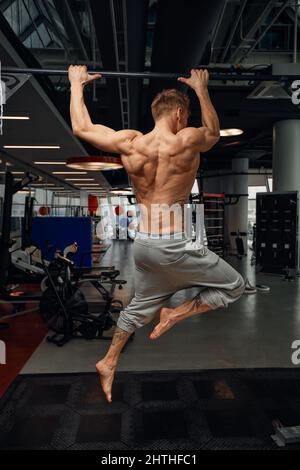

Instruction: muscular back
[69,67,220,234]
[121,130,200,234]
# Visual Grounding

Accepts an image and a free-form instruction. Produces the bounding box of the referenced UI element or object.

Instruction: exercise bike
[39,246,130,347]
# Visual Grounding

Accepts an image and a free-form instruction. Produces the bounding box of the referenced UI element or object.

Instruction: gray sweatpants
[117,233,245,333]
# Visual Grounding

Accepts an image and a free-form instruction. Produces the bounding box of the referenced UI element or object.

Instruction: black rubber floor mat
[1,369,300,450]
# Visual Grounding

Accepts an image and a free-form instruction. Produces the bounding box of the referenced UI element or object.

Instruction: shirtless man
[68,66,245,403]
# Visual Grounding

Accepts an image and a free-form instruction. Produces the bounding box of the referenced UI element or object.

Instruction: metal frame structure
[220,0,248,63]
[52,0,89,61]
[238,0,291,63]
[228,0,281,63]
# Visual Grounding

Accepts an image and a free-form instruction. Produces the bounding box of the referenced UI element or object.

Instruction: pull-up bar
[1,66,295,82]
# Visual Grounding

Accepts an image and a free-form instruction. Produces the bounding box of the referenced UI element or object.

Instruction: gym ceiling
[0,0,300,192]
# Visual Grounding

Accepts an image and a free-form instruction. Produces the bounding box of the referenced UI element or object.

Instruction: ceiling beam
[52,0,90,61]
[0,149,77,189]
[229,0,278,63]
[0,0,17,14]
[238,0,291,62]
[220,0,248,62]
[89,0,123,130]
[0,24,110,190]
[35,0,70,50]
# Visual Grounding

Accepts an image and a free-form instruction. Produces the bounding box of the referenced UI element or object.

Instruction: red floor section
[0,308,47,398]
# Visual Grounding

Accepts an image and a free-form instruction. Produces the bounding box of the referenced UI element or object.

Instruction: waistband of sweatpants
[136,231,188,240]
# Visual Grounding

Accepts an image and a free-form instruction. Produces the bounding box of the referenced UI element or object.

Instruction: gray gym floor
[21,241,300,374]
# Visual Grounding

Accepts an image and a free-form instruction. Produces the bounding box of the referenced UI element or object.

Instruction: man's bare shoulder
[115,129,144,155]
[169,127,201,153]
[177,126,219,152]
[177,126,201,140]
[116,129,144,141]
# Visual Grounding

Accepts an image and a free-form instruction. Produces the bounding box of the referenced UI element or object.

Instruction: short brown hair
[151,89,190,121]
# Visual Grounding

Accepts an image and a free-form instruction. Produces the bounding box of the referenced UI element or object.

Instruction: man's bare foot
[95,360,116,403]
[150,307,176,339]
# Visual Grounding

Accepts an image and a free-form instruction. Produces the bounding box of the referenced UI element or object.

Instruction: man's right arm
[178,69,220,152]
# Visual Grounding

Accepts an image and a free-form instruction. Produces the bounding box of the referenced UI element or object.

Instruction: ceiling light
[17,190,35,194]
[35,161,66,165]
[220,128,244,137]
[66,156,123,171]
[3,116,30,120]
[74,183,100,186]
[4,145,61,149]
[0,171,24,174]
[111,188,133,195]
[65,178,95,181]
[2,116,30,121]
[52,171,87,175]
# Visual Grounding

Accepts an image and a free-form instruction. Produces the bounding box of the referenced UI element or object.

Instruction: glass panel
[23,22,52,47]
[36,21,52,46]
[3,0,40,36]
[19,0,39,34]
[23,30,40,48]
[3,2,19,35]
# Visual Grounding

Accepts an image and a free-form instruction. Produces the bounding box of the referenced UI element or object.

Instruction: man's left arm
[69,65,141,154]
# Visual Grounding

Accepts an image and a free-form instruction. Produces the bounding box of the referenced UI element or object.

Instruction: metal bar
[2,66,295,82]
[122,0,130,128]
[89,2,98,102]
[211,0,228,53]
[109,0,125,128]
